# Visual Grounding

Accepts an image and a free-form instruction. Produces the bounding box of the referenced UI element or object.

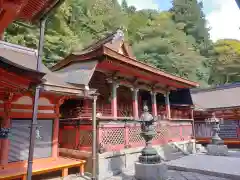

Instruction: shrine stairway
[160,144,187,161]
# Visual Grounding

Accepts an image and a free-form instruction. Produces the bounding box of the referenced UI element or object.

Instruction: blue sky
[117,0,240,42]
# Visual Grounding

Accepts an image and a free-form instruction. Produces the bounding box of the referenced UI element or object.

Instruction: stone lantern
[205,113,228,156]
[205,113,223,145]
[138,106,161,164]
[135,105,168,180]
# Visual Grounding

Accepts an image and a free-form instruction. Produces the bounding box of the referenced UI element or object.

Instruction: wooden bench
[0,157,85,180]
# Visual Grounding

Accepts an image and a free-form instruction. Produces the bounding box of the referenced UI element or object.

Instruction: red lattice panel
[153,125,170,145]
[78,130,92,150]
[128,126,144,147]
[168,125,181,142]
[182,125,193,140]
[101,127,125,151]
[60,128,76,149]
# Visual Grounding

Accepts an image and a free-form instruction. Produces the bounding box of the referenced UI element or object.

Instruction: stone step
[160,151,185,161]
[196,144,207,153]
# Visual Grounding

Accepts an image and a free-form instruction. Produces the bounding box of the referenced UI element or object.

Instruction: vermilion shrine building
[0,41,96,179]
[0,1,200,178]
[0,0,96,179]
[192,83,240,146]
[52,30,199,178]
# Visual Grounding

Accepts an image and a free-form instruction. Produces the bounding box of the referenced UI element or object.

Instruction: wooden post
[0,93,13,165]
[151,91,157,117]
[83,99,89,113]
[52,97,65,159]
[0,33,4,40]
[124,123,130,148]
[131,88,139,120]
[111,82,118,119]
[164,91,171,120]
[52,104,60,159]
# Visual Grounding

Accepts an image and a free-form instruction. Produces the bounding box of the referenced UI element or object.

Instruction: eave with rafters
[0,0,62,34]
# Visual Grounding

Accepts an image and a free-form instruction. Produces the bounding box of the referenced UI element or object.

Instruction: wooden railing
[59,122,193,152]
[80,107,192,120]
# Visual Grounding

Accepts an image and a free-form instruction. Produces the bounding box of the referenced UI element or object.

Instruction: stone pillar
[131,88,139,119]
[164,91,171,119]
[151,91,157,117]
[0,96,12,165]
[111,82,119,119]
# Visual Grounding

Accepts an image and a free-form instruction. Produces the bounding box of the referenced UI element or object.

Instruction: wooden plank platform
[0,157,85,180]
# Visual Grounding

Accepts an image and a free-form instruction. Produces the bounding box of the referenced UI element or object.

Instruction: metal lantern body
[138,106,161,164]
[206,113,223,145]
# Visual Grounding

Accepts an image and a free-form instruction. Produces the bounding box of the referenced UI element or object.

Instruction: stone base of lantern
[206,144,228,156]
[135,162,168,180]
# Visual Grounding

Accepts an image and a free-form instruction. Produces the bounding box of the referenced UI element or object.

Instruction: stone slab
[206,144,228,156]
[135,162,168,180]
[166,154,240,180]
[102,169,231,180]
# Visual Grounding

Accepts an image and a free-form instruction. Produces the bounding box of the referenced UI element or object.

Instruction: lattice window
[101,128,124,145]
[79,130,92,147]
[182,125,192,137]
[169,126,181,138]
[157,126,170,141]
[129,126,144,144]
[61,129,76,145]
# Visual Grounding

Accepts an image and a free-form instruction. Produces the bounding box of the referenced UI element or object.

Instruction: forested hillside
[4,0,240,86]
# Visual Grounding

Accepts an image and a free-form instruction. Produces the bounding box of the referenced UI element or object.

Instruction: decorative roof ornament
[112,29,124,43]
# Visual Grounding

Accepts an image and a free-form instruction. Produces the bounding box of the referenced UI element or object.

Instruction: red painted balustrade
[59,122,193,152]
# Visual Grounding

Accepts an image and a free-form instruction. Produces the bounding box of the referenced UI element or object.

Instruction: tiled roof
[52,30,198,89]
[191,83,240,109]
[0,41,96,96]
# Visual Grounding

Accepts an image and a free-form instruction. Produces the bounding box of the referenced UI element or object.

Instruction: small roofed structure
[191,83,240,145]
[0,41,96,179]
[0,0,64,34]
[52,30,198,178]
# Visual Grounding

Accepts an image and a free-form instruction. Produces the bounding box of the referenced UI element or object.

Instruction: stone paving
[104,169,231,180]
[167,153,240,179]
[47,151,240,180]
[49,169,231,180]
[44,169,231,180]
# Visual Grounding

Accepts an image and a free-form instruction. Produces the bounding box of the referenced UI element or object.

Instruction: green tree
[209,39,240,85]
[132,12,210,86]
[171,0,210,51]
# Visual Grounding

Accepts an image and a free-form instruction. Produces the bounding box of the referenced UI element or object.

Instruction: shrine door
[8,119,53,162]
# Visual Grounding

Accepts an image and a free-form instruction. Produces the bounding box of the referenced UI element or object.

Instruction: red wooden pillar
[111,82,119,119]
[164,91,171,120]
[52,104,60,159]
[0,33,4,40]
[83,99,90,113]
[151,91,157,117]
[131,88,139,119]
[0,95,13,165]
[52,97,65,159]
